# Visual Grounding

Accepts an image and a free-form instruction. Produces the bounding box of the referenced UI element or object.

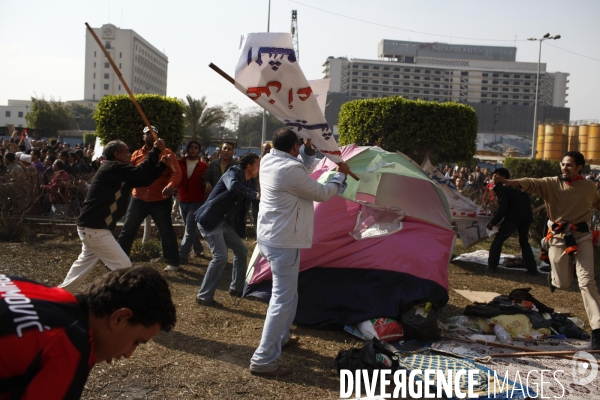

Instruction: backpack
[335,338,399,374]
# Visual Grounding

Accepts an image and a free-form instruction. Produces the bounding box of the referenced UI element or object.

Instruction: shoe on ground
[592,328,600,350]
[485,266,497,274]
[283,335,300,348]
[229,288,244,297]
[250,366,293,377]
[195,297,223,308]
[526,268,540,276]
[547,269,556,293]
[539,264,551,273]
[180,259,189,265]
[164,264,181,272]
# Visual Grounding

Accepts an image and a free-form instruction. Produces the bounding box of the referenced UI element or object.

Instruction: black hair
[31,149,41,158]
[18,145,26,152]
[564,151,585,169]
[74,149,84,158]
[85,266,176,331]
[186,141,201,152]
[104,140,125,161]
[5,153,16,163]
[53,159,66,170]
[240,152,259,170]
[222,140,235,149]
[59,150,69,158]
[272,128,298,152]
[493,168,510,180]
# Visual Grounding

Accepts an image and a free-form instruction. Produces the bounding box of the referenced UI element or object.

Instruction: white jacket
[257,148,346,248]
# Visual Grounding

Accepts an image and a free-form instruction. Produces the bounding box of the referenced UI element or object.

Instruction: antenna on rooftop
[291,10,299,62]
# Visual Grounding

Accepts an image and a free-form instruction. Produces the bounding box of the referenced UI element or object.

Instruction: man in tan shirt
[494,151,600,350]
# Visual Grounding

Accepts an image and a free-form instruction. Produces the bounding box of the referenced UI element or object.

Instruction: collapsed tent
[244,145,455,329]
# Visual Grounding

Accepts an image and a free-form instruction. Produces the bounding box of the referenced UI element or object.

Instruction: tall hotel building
[83,24,168,101]
[323,40,570,135]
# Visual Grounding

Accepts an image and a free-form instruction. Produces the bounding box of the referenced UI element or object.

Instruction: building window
[362,79,368,83]
[524,75,531,79]
[120,52,122,58]
[482,94,488,98]
[104,84,109,90]
[502,88,509,92]
[372,80,379,84]
[383,81,389,84]
[435,70,441,74]
[373,66,379,70]
[372,87,379,90]
[105,62,109,68]
[403,89,409,93]
[383,74,390,77]
[94,62,96,68]
[434,91,440,95]
[503,74,510,78]
[404,82,410,86]
[362,86,368,90]
[104,73,109,79]
[383,67,390,70]
[352,86,358,89]
[514,81,520,85]
[363,66,369,69]
[18,111,23,118]
[362,72,369,76]
[119,63,121,69]
[383,88,389,92]
[352,71,358,75]
[352,78,358,82]
[514,89,520,92]
[105,41,111,49]
[524,96,530,99]
[414,83,420,87]
[434,84,440,88]
[461,71,469,76]
[118,84,121,90]
[524,82,531,86]
[394,67,400,71]
[502,102,508,105]
[393,81,399,85]
[482,87,488,91]
[424,91,430,94]
[393,88,399,92]
[415,69,421,73]
[405,56,414,63]
[93,73,96,78]
[493,73,499,77]
[482,73,489,77]
[503,81,509,85]
[424,84,430,87]
[514,74,520,78]
[373,73,379,77]
[502,95,508,98]
[404,68,411,72]
[413,89,420,93]
[482,80,488,84]
[513,95,520,99]
[492,88,498,91]
[361,93,368,97]
[372,94,378,97]
[492,94,498,98]
[5,111,10,117]
[93,84,95,89]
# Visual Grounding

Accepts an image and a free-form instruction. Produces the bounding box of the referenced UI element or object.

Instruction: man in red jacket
[177,141,208,264]
[41,159,71,217]
[0,266,176,400]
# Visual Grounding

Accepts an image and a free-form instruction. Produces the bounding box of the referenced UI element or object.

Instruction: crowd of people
[3,126,600,396]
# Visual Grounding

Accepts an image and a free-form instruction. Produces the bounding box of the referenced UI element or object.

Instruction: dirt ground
[1,234,598,399]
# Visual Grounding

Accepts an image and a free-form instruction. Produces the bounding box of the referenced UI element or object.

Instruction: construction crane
[291,9,299,61]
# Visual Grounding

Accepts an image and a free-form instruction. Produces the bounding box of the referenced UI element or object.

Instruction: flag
[235,32,343,163]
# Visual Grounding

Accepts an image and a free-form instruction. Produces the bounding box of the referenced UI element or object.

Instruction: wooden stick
[441,336,574,361]
[208,62,360,181]
[487,350,600,358]
[85,23,175,171]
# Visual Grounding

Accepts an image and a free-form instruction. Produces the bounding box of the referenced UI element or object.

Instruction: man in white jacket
[250,128,349,377]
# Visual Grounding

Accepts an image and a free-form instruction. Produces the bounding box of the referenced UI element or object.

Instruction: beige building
[83,23,168,101]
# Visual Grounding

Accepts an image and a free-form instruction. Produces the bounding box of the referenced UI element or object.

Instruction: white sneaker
[164,264,180,272]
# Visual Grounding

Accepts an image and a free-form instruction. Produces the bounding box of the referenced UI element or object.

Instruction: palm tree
[184,95,226,146]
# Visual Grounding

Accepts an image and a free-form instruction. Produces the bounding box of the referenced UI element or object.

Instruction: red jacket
[177,157,208,203]
[42,169,71,204]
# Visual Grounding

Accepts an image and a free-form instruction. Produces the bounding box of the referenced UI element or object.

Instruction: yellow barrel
[536,124,545,159]
[568,125,579,152]
[588,123,600,164]
[561,125,568,155]
[543,124,566,161]
[579,125,589,160]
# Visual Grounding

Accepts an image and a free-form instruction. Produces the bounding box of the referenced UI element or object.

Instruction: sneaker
[229,288,244,297]
[195,297,223,308]
[592,328,600,350]
[164,264,181,272]
[250,366,293,377]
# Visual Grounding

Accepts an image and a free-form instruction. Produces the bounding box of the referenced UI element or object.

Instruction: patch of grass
[130,239,162,262]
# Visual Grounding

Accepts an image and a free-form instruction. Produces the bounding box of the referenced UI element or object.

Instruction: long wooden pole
[85,23,158,142]
[208,63,360,181]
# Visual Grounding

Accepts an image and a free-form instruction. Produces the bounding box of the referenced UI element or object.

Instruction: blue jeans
[250,244,299,372]
[179,201,204,261]
[118,197,180,266]
[197,221,248,302]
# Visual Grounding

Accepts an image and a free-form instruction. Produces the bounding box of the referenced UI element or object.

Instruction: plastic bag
[357,318,404,342]
[401,302,440,341]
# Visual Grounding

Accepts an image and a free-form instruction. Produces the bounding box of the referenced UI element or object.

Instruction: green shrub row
[338,96,478,164]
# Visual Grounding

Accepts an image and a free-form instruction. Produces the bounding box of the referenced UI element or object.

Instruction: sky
[1,0,599,121]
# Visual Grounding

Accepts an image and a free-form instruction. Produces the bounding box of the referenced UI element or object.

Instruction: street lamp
[261,0,271,148]
[528,33,561,158]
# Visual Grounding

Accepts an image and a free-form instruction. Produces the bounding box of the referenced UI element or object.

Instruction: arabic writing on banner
[422,157,493,248]
[234,32,343,163]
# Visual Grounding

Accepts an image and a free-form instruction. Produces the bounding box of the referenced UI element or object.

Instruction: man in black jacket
[486,168,539,274]
[59,139,173,292]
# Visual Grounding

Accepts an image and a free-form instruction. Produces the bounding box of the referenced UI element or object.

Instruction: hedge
[338,96,478,164]
[93,94,185,152]
[82,132,96,147]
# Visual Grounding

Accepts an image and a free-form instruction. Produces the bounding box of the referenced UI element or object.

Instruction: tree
[70,103,97,131]
[338,96,478,164]
[94,94,185,152]
[183,95,226,147]
[236,109,285,147]
[25,97,74,137]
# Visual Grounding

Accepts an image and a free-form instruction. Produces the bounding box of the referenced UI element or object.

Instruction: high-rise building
[84,23,168,101]
[323,39,570,136]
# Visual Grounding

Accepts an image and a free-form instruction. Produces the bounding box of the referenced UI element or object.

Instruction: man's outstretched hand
[154,139,166,152]
[336,162,350,176]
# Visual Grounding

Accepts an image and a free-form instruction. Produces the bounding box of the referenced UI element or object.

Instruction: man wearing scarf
[494,151,600,350]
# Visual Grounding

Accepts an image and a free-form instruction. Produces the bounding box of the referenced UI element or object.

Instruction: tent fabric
[244,145,454,329]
